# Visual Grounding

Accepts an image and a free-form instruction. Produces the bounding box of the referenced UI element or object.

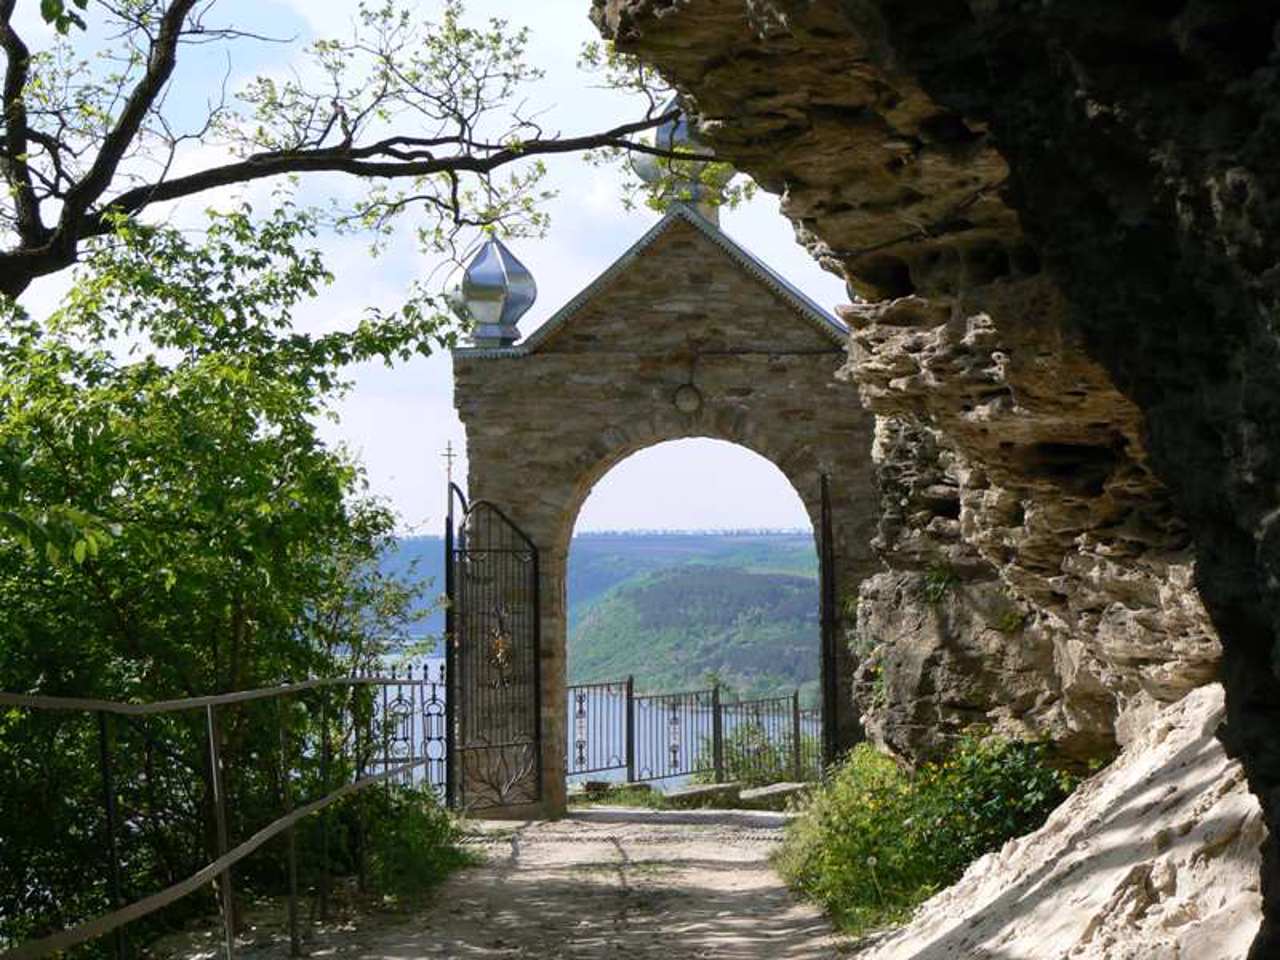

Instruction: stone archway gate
[452,203,879,816]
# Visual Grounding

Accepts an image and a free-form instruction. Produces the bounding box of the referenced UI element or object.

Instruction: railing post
[206,704,235,960]
[318,689,331,921]
[354,674,371,896]
[711,684,724,784]
[443,497,457,809]
[624,676,635,784]
[791,690,803,782]
[277,700,301,958]
[97,712,127,960]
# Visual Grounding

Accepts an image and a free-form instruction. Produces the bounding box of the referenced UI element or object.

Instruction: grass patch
[569,784,675,809]
[775,737,1077,936]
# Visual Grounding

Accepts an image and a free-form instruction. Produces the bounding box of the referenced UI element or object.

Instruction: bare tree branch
[57,0,200,250]
[0,0,48,246]
[0,0,716,301]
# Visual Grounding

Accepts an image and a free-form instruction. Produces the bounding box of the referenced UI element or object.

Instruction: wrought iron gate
[445,484,542,810]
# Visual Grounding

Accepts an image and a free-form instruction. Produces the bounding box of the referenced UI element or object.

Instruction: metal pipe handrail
[0,755,428,960]
[0,674,431,716]
[0,672,446,960]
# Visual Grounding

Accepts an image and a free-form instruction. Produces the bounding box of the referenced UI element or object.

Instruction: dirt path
[230,808,840,960]
[404,808,839,959]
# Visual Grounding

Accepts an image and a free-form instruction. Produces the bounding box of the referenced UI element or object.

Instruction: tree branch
[85,110,701,234]
[56,0,200,249]
[0,0,48,246]
[0,37,708,304]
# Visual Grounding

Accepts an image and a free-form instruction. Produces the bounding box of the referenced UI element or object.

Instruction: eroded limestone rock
[844,278,1219,760]
[592,0,1221,768]
[849,684,1265,960]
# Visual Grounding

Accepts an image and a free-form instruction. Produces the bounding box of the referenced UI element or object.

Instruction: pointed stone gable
[523,213,843,356]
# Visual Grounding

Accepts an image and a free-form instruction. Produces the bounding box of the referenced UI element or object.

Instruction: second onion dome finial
[449,237,537,348]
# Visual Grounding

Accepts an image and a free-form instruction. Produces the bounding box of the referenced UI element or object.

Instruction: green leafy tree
[0,208,442,948]
[0,0,705,299]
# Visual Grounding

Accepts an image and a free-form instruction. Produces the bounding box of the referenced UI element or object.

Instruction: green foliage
[576,41,757,215]
[777,738,1077,936]
[363,786,474,898]
[37,0,87,33]
[922,562,957,604]
[869,663,888,709]
[913,735,1078,874]
[692,722,821,787]
[991,605,1026,633]
[0,210,445,950]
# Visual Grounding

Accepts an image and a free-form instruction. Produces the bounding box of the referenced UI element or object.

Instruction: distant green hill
[380,531,821,702]
[567,531,817,629]
[569,561,820,704]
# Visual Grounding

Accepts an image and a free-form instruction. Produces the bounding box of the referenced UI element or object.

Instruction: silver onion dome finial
[629,96,723,222]
[450,236,537,348]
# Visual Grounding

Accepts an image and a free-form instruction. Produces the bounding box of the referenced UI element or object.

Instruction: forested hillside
[571,562,819,702]
[383,532,820,700]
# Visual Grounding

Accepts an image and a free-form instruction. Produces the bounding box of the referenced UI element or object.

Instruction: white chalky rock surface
[850,683,1265,960]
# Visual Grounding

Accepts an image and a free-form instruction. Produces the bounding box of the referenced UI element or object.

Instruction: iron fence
[0,664,447,960]
[633,687,720,782]
[565,678,823,786]
[568,678,630,776]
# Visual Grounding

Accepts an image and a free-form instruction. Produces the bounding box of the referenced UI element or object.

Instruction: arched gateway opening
[566,439,822,790]
[451,203,879,816]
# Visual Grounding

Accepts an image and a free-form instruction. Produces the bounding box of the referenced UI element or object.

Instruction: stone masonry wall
[453,214,879,815]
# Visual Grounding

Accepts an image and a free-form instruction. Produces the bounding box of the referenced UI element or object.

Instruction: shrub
[776,737,1077,936]
[912,736,1076,879]
[363,785,473,899]
[691,723,823,787]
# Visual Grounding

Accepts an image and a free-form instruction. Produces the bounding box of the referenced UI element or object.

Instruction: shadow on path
[367,811,839,959]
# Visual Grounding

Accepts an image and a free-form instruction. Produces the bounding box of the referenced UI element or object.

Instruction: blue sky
[18,0,845,533]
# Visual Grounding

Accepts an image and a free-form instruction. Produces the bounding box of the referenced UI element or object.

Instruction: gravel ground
[166,809,842,960]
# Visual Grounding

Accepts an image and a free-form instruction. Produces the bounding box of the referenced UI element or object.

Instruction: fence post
[443,492,457,809]
[711,684,724,784]
[318,689,331,922]
[624,676,635,784]
[206,704,235,960]
[355,678,369,895]
[97,712,127,960]
[277,699,302,958]
[791,690,803,782]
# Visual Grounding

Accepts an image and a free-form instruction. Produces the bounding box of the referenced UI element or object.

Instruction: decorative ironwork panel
[448,491,541,811]
[420,663,449,798]
[631,689,716,782]
[719,694,821,784]
[566,680,628,776]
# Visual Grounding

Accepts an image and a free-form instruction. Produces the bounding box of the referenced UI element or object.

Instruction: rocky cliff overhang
[592,2,1280,955]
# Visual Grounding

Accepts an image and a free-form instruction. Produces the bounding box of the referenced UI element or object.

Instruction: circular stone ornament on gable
[673,384,703,414]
